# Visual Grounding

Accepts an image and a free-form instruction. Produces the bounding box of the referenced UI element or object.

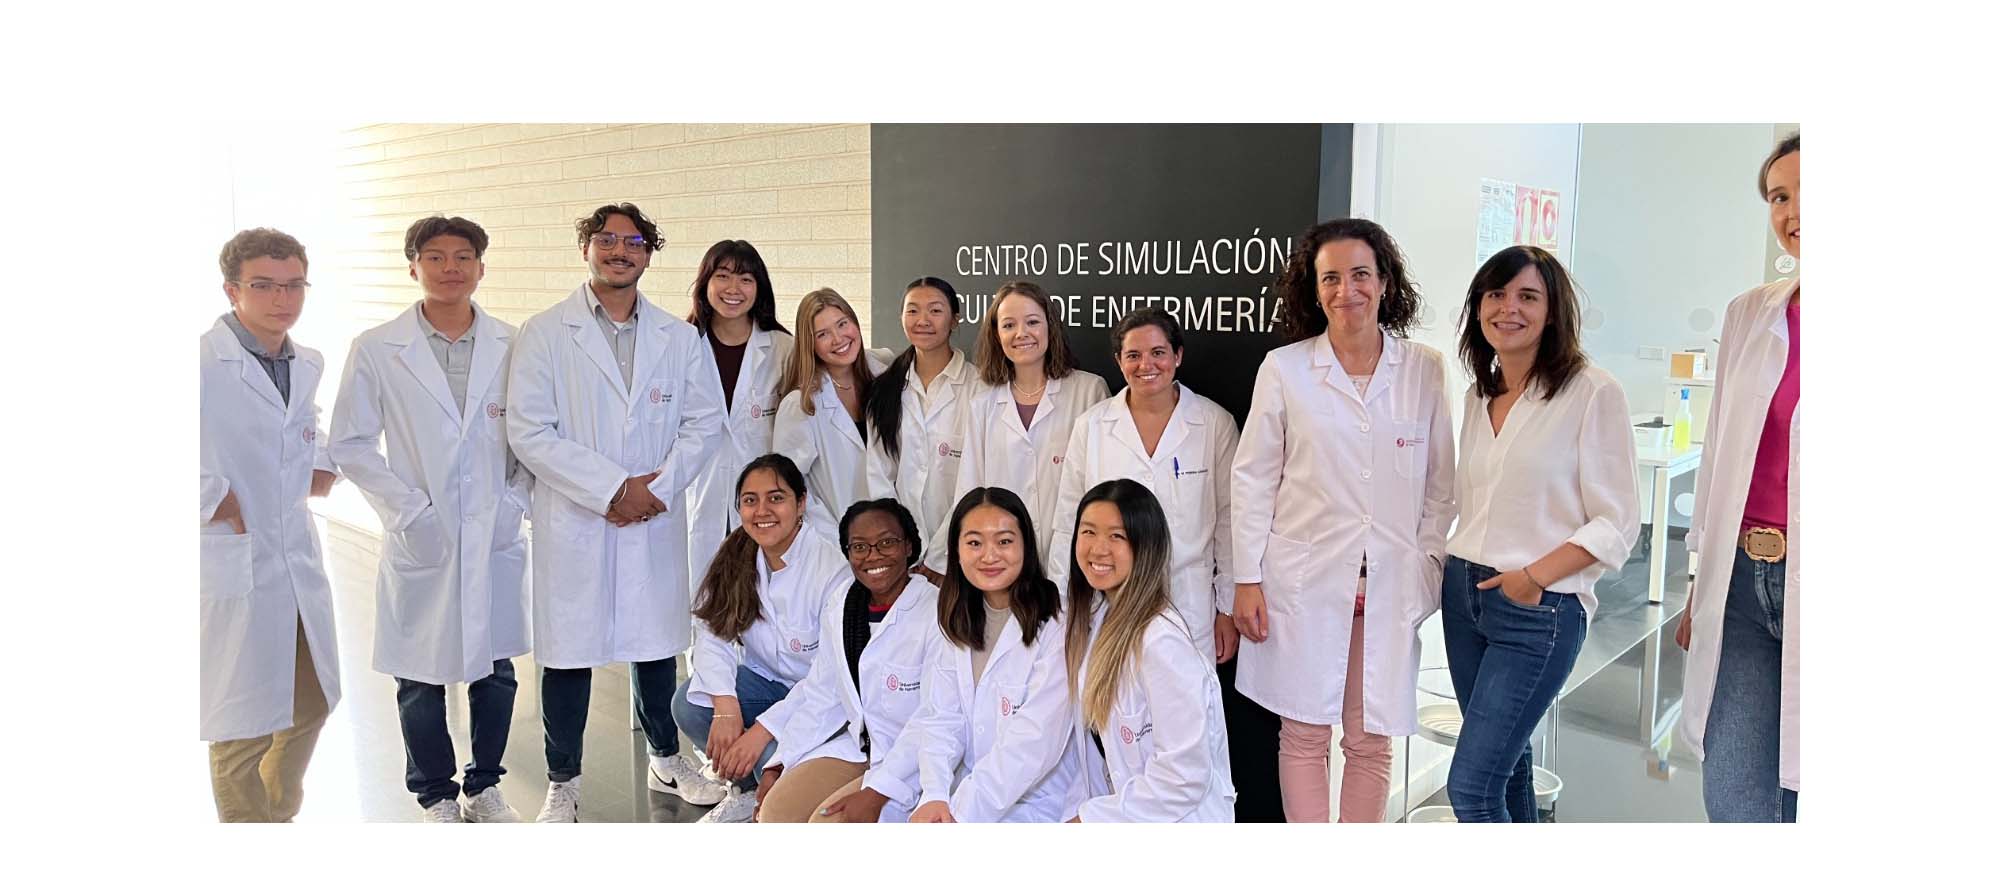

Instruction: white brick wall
[329,123,871,336]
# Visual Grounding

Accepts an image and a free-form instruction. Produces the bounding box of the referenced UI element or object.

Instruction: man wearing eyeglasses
[198,228,343,822]
[329,215,532,823]
[506,203,728,822]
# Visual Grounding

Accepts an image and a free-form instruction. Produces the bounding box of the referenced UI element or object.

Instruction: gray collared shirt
[590,290,640,390]
[415,304,477,412]
[222,311,296,405]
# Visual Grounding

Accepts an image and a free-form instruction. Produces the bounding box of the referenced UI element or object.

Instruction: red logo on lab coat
[999,696,1014,716]
[1119,725,1134,745]
[1052,455,1064,465]
[886,674,900,691]
[1396,436,1425,448]
[789,638,803,653]
[750,404,762,418]
[486,402,503,419]
[938,442,950,457]
[649,387,663,404]
[302,427,315,444]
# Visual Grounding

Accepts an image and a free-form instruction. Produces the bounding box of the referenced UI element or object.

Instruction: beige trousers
[757,757,869,823]
[208,619,329,823]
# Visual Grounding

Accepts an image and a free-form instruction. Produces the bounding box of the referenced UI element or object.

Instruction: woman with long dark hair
[865,277,977,578]
[905,487,1080,822]
[683,240,794,588]
[755,498,944,823]
[1441,244,1639,822]
[668,454,851,823]
[1064,479,1235,822]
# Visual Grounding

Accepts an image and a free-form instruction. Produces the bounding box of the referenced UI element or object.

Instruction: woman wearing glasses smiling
[755,498,945,822]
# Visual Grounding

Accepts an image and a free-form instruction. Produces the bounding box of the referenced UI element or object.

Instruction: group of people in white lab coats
[200,132,1801,824]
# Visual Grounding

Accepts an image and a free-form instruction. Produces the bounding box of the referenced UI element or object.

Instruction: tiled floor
[209,511,1711,823]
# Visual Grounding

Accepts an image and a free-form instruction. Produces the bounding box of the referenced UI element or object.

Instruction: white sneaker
[422,798,465,823]
[535,777,581,823]
[696,787,757,823]
[464,786,521,823]
[648,754,727,805]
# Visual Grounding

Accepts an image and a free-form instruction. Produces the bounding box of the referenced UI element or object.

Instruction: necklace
[831,373,855,391]
[1012,380,1047,401]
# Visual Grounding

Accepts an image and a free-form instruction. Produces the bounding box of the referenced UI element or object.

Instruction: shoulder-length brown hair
[974,280,1082,386]
[778,288,873,417]
[1457,245,1589,401]
[1270,218,1422,343]
[936,487,1061,651]
[686,239,789,337]
[692,454,809,642]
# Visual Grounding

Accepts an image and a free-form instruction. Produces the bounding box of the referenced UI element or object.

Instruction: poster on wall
[1476,177,1562,266]
[870,124,1345,424]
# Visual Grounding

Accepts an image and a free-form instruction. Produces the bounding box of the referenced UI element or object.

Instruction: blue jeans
[1441,556,1587,822]
[1702,546,1798,822]
[396,659,517,809]
[670,666,792,789]
[541,656,680,783]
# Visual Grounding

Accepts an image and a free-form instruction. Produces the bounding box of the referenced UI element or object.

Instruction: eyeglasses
[589,232,653,253]
[845,536,907,558]
[231,280,312,294]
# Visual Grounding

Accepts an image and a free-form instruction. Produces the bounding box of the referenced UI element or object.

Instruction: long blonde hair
[778,287,872,417]
[1063,479,1176,731]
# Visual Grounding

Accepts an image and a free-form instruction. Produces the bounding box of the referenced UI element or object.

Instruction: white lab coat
[1679,278,1801,792]
[774,349,893,535]
[1072,601,1236,822]
[910,610,1082,822]
[1051,385,1240,659]
[686,523,850,736]
[1230,333,1456,731]
[505,284,727,668]
[329,302,532,686]
[684,327,794,590]
[769,578,945,823]
[198,318,342,742]
[952,371,1110,573]
[864,349,978,571]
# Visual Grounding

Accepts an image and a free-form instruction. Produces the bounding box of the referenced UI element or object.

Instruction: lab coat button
[1361,514,1373,525]
[1359,421,1371,433]
[1361,469,1372,480]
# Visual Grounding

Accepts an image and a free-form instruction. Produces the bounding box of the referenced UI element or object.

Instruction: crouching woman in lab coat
[1442,244,1639,823]
[670,453,852,823]
[1676,132,1802,823]
[907,487,1082,822]
[775,288,894,534]
[755,498,945,822]
[1065,479,1236,822]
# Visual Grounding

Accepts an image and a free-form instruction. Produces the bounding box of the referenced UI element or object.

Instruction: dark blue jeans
[540,656,679,783]
[669,666,792,790]
[1702,546,1798,822]
[1441,556,1587,822]
[396,659,518,809]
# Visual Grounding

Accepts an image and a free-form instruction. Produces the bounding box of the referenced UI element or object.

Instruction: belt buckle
[1742,527,1787,563]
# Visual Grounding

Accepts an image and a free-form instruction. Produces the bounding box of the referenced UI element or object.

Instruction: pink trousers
[1277,611,1392,822]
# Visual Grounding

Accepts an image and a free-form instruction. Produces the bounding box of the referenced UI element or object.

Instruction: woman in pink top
[1676,132,1801,822]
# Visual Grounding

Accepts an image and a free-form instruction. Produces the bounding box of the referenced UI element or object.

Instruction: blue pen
[1173,456,1181,479]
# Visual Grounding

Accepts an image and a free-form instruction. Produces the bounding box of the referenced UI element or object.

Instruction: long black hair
[865,277,962,463]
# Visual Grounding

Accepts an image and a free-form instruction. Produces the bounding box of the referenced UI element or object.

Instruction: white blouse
[1446,364,1640,619]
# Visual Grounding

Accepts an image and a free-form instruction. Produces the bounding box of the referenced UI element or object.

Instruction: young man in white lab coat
[198,228,342,822]
[330,216,531,823]
[506,203,729,822]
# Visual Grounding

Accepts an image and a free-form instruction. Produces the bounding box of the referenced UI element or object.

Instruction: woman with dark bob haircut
[1440,244,1639,822]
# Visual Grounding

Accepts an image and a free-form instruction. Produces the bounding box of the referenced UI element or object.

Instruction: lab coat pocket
[199,529,255,600]
[393,506,450,569]
[1404,554,1443,627]
[1261,533,1310,616]
[493,489,528,550]
[1392,420,1427,479]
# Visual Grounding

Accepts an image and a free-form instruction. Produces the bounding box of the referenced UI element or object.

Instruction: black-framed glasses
[845,536,907,558]
[231,280,311,294]
[590,232,653,253]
